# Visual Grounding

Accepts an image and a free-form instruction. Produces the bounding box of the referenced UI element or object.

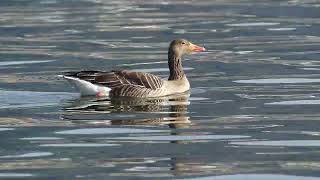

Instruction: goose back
[64,70,165,97]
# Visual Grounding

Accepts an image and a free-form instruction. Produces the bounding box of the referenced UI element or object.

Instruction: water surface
[1,0,320,179]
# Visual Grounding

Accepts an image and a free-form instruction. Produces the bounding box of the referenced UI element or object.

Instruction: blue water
[1,0,320,179]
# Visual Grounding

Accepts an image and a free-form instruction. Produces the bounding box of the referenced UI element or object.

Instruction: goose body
[60,39,205,97]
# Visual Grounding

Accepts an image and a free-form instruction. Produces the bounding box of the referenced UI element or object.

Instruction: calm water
[1,0,320,179]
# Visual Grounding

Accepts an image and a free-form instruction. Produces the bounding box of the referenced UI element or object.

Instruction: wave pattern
[0,0,320,179]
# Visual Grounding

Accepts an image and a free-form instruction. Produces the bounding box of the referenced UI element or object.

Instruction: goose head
[169,39,206,57]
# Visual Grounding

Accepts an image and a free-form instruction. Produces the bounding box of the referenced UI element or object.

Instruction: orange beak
[190,43,206,52]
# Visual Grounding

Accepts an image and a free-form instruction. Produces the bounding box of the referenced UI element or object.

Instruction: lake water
[1,0,320,179]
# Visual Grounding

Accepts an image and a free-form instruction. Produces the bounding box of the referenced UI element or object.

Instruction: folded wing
[64,70,164,97]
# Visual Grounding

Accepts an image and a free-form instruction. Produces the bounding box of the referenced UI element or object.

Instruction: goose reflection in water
[62,92,191,128]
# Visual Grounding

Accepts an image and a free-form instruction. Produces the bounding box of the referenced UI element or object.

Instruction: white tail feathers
[58,75,111,96]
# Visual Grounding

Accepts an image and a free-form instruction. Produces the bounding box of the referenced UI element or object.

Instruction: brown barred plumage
[64,70,165,97]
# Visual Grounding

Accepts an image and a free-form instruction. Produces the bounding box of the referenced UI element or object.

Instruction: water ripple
[1,0,320,179]
[230,140,320,147]
[106,135,250,141]
[55,128,168,135]
[40,143,120,147]
[179,174,320,180]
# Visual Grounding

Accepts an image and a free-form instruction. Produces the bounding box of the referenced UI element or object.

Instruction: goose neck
[168,51,184,80]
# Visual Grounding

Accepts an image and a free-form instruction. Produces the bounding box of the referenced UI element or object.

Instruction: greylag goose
[60,39,205,97]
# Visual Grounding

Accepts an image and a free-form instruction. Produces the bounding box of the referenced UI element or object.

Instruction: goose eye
[181,42,186,45]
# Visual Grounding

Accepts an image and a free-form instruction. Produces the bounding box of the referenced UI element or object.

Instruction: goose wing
[64,70,164,90]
